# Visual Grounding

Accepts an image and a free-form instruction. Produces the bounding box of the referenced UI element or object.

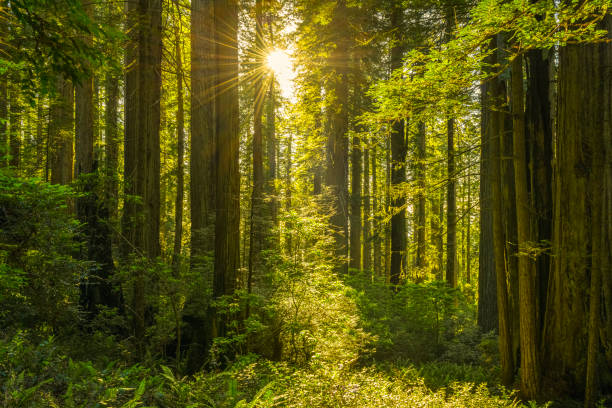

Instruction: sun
[266,49,291,75]
[265,48,295,99]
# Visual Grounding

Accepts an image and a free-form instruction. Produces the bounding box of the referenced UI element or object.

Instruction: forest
[0,0,610,406]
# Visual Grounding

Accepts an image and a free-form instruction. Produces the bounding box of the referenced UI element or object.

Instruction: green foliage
[0,171,84,334]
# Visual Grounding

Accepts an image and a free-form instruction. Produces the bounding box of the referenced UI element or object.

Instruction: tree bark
[325,0,350,273]
[415,121,426,275]
[50,77,73,185]
[349,124,362,271]
[8,80,20,170]
[363,143,371,272]
[478,73,497,332]
[213,0,240,338]
[512,54,540,400]
[173,23,185,271]
[446,118,456,287]
[191,0,217,261]
[389,4,406,286]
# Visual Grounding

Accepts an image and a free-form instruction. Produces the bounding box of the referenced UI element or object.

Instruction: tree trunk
[191,0,217,261]
[50,77,73,185]
[173,23,185,271]
[213,0,240,338]
[512,54,540,400]
[349,125,362,271]
[325,0,350,274]
[544,15,612,399]
[415,121,426,276]
[446,117,456,287]
[478,70,497,332]
[488,46,514,385]
[525,46,552,338]
[248,0,265,313]
[363,143,371,272]
[372,144,381,275]
[389,5,406,286]
[8,80,20,170]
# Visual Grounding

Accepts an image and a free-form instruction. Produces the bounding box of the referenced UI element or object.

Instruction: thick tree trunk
[191,0,217,261]
[213,0,240,338]
[525,47,552,337]
[122,0,162,344]
[50,77,73,185]
[389,5,406,286]
[325,1,350,273]
[478,75,497,332]
[512,55,540,400]
[544,15,612,399]
[489,53,514,386]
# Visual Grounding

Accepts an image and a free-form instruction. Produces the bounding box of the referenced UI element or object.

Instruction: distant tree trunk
[372,144,381,275]
[8,80,20,170]
[213,0,240,338]
[325,1,350,273]
[36,96,45,176]
[266,79,278,230]
[248,0,265,313]
[105,71,119,219]
[466,173,471,284]
[349,126,362,271]
[50,77,73,185]
[363,143,371,272]
[415,122,426,276]
[512,54,540,400]
[478,69,497,332]
[389,5,406,286]
[446,117,456,287]
[191,0,216,262]
[0,34,6,167]
[173,24,185,271]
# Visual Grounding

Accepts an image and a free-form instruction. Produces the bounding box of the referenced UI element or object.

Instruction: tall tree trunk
[363,143,371,272]
[389,5,406,286]
[173,24,185,271]
[325,0,350,273]
[525,46,552,336]
[248,0,265,313]
[446,117,456,287]
[415,122,426,276]
[512,54,540,400]
[8,80,20,170]
[0,30,6,168]
[372,144,381,275]
[122,0,162,344]
[478,41,498,333]
[349,125,362,271]
[266,79,278,232]
[213,0,240,338]
[191,0,216,262]
[466,172,471,284]
[50,77,73,185]
[105,71,119,219]
[544,15,612,399]
[489,45,514,385]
